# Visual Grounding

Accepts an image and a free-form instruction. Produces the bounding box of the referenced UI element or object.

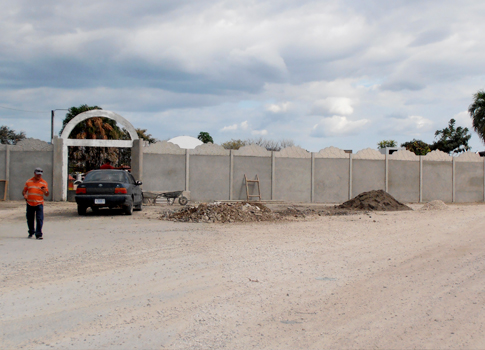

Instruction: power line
[0,105,49,113]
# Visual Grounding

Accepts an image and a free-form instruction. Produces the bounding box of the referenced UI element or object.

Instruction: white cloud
[266,101,290,113]
[221,120,249,132]
[311,116,370,137]
[453,111,473,129]
[251,129,268,136]
[312,97,354,116]
[380,115,434,136]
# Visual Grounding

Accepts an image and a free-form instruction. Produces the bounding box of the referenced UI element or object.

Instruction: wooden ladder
[244,174,262,202]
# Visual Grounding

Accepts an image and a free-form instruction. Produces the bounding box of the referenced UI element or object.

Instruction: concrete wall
[142,153,186,192]
[274,157,312,202]
[388,160,420,203]
[233,155,272,200]
[189,155,231,201]
[0,145,6,200]
[455,161,484,202]
[9,150,53,201]
[423,161,453,203]
[352,159,386,198]
[314,158,350,203]
[4,139,485,204]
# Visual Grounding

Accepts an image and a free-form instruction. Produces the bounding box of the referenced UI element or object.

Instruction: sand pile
[420,200,448,210]
[161,202,278,223]
[337,190,412,211]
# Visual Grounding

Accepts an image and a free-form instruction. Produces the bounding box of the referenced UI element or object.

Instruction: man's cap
[34,167,43,174]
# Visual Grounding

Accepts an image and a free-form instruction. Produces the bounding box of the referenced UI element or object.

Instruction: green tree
[430,118,471,154]
[377,140,397,149]
[60,105,124,172]
[198,131,214,144]
[136,128,158,144]
[221,139,248,150]
[0,125,26,145]
[468,90,485,144]
[401,139,431,155]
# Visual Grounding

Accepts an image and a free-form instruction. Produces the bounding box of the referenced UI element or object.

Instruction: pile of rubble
[337,190,412,211]
[161,202,279,223]
[420,200,448,210]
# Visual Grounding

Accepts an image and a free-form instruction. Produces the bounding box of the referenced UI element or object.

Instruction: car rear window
[84,171,127,182]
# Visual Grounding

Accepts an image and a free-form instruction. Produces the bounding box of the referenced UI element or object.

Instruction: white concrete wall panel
[274,158,311,202]
[352,159,385,198]
[189,155,230,201]
[9,151,53,201]
[233,156,272,200]
[142,154,186,192]
[314,158,349,203]
[455,162,484,202]
[388,160,420,203]
[422,161,453,202]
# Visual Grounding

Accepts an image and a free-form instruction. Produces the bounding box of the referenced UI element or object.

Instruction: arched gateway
[52,110,143,201]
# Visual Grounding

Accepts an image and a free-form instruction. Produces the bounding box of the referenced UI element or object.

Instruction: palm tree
[468,90,485,144]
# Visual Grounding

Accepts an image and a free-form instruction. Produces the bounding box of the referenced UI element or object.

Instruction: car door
[128,173,142,204]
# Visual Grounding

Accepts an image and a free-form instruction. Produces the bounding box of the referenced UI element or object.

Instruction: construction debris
[337,190,412,211]
[161,202,279,223]
[420,200,448,210]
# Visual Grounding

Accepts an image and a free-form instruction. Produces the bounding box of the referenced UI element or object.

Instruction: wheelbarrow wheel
[178,196,188,206]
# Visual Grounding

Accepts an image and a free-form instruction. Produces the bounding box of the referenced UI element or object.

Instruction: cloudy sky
[1,0,485,152]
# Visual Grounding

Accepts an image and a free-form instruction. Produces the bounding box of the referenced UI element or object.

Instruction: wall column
[185,149,190,191]
[419,156,423,203]
[452,157,456,203]
[5,145,10,200]
[311,152,315,203]
[229,150,234,200]
[271,152,275,200]
[131,139,143,182]
[385,152,389,192]
[349,154,353,200]
[52,136,65,201]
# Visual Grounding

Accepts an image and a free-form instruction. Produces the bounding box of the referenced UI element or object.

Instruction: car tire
[134,194,143,211]
[124,202,133,215]
[78,205,87,216]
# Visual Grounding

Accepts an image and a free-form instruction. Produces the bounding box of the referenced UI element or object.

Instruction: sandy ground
[0,200,484,349]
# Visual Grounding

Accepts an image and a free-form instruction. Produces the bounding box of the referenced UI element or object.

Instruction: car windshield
[84,171,127,182]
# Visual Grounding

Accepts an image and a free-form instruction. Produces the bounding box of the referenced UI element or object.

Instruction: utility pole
[51,109,69,142]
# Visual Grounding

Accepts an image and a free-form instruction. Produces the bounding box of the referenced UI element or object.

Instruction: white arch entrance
[53,110,141,201]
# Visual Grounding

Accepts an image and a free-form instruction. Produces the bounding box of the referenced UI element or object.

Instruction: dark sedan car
[75,170,143,215]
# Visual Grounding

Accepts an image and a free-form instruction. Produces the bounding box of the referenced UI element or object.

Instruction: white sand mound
[420,200,448,210]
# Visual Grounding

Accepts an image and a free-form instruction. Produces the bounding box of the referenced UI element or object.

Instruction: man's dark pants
[26,204,44,238]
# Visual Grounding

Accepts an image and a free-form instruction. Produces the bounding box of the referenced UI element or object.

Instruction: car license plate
[95,199,105,204]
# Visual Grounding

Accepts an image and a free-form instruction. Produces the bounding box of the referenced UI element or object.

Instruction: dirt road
[1,201,484,349]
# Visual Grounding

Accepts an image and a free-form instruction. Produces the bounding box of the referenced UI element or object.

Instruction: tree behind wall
[430,118,471,154]
[60,105,124,172]
[0,125,26,145]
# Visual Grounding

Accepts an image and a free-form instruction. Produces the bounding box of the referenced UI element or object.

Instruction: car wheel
[178,196,188,206]
[124,202,133,215]
[77,205,87,215]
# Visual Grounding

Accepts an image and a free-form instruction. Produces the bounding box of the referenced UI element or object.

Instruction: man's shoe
[36,237,43,240]
[28,234,33,239]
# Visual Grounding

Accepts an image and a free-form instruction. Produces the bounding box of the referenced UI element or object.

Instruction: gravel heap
[420,200,448,210]
[337,190,412,211]
[161,202,279,223]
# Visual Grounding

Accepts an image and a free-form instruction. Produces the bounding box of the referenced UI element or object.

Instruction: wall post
[131,139,143,183]
[385,152,389,192]
[452,157,456,203]
[5,145,10,200]
[185,149,190,191]
[419,156,423,203]
[311,152,315,203]
[229,150,234,200]
[271,151,275,200]
[52,136,65,201]
[348,154,353,200]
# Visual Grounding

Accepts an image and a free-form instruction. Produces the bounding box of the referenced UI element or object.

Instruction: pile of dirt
[337,190,412,211]
[420,200,448,210]
[161,202,279,223]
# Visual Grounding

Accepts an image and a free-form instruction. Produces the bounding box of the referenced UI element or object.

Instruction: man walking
[22,167,49,240]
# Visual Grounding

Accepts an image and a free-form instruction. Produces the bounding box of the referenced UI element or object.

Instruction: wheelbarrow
[158,191,188,206]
